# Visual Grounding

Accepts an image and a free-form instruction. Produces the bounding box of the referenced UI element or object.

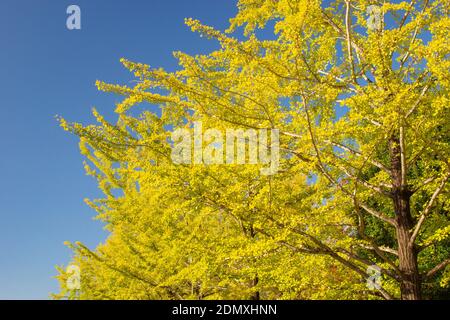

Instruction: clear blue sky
[0,0,237,299]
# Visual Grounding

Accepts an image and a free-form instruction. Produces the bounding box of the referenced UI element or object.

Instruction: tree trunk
[390,137,421,300]
[396,214,421,300]
[250,276,260,300]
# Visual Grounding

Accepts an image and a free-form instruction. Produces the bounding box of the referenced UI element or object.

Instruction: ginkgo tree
[56,0,449,300]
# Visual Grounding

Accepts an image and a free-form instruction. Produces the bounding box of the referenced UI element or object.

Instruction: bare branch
[280,147,312,163]
[356,243,398,256]
[320,9,363,55]
[353,193,401,274]
[399,0,430,67]
[344,1,357,83]
[411,175,439,194]
[336,163,392,198]
[398,1,416,29]
[338,248,400,281]
[405,83,430,118]
[365,117,383,127]
[325,140,390,173]
[264,215,395,300]
[359,203,396,226]
[302,97,396,227]
[410,171,450,246]
[424,259,450,280]
[400,126,407,186]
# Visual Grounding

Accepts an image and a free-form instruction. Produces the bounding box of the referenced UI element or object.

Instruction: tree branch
[324,140,390,173]
[405,83,430,118]
[344,0,357,83]
[301,97,396,227]
[424,259,450,280]
[410,171,450,246]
